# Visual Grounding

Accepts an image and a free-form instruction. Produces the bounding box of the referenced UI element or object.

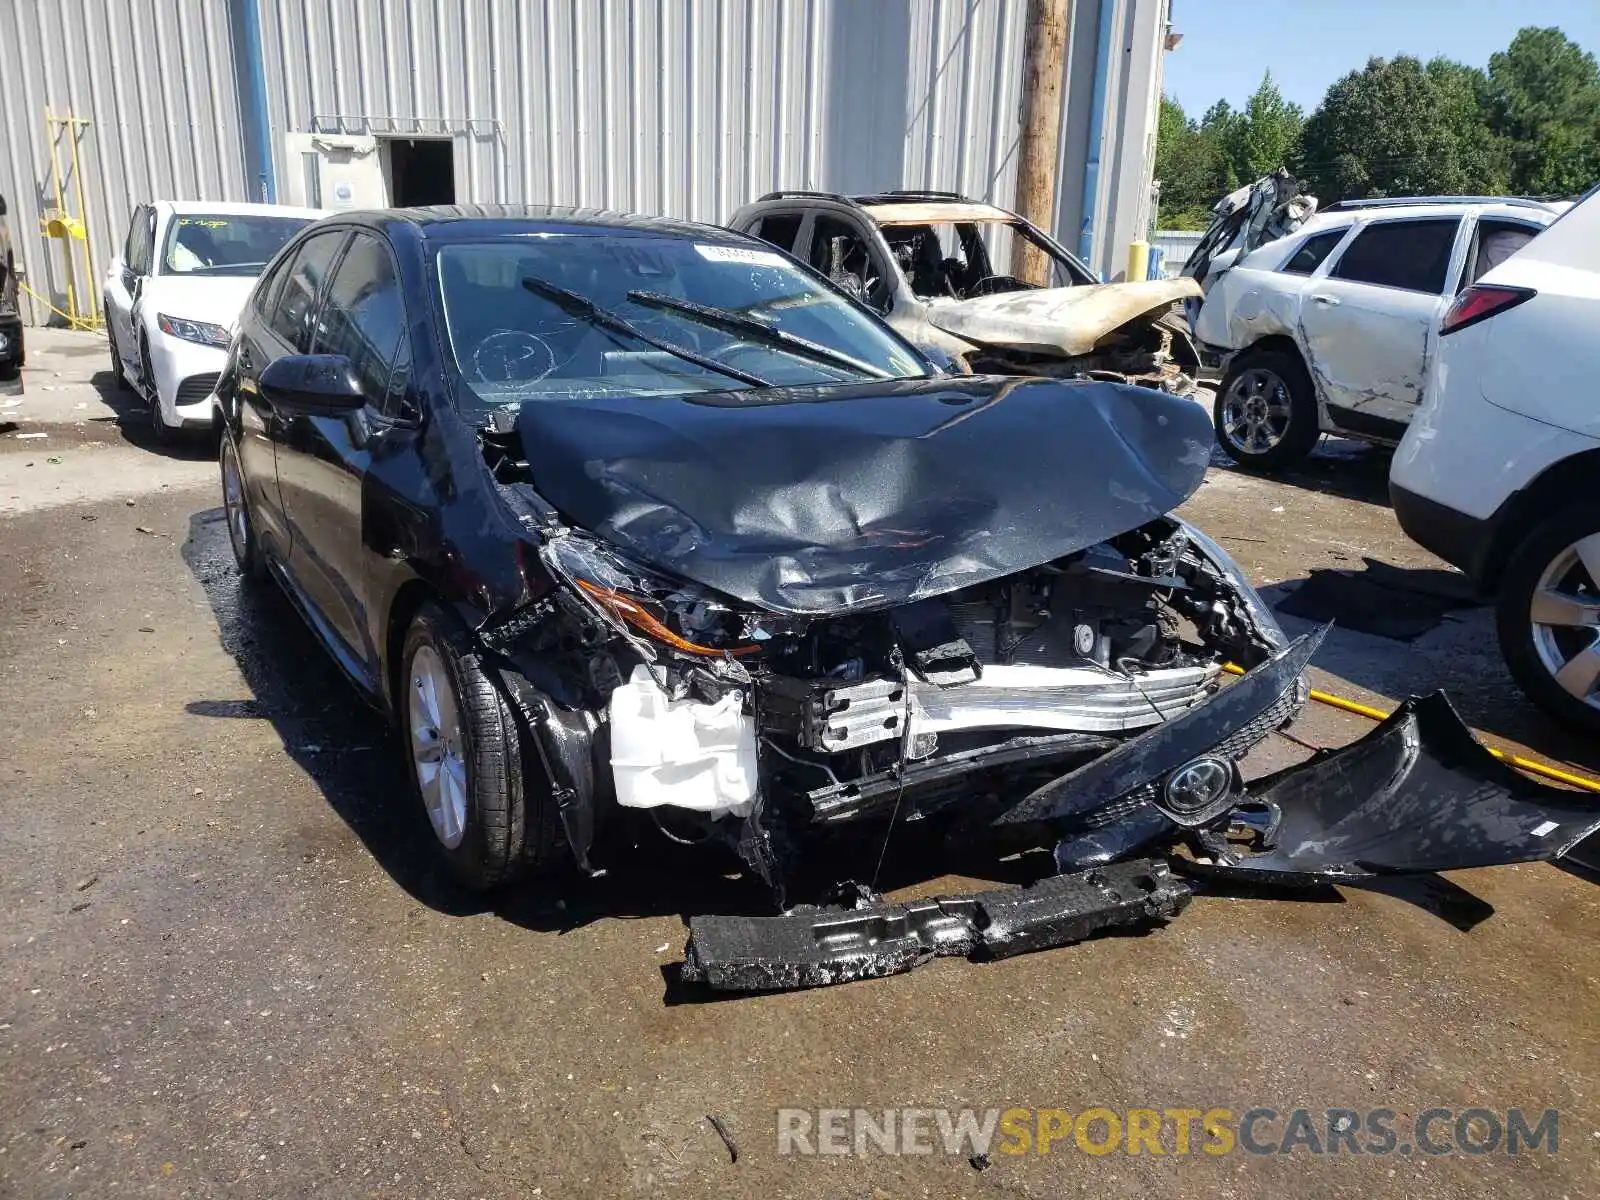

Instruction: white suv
[1391,185,1600,733]
[1194,198,1560,470]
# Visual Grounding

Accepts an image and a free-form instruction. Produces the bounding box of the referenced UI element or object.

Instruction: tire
[1495,504,1600,735]
[400,602,563,890]
[140,334,175,444]
[106,317,129,390]
[219,433,266,582]
[1213,348,1321,470]
[0,360,17,383]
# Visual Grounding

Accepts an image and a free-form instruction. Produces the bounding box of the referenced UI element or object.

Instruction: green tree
[1233,72,1304,180]
[1153,95,1217,227]
[1426,58,1510,194]
[1486,27,1600,193]
[1298,55,1485,200]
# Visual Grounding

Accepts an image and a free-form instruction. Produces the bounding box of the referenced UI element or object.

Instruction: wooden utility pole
[1013,0,1070,285]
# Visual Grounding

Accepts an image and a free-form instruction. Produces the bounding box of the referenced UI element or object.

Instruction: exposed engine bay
[472,375,1600,992]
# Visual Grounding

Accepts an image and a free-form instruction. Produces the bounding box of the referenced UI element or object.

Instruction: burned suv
[729,189,1201,393]
[217,207,1600,992]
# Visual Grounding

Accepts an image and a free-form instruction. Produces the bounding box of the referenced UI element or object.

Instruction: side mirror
[259,354,366,416]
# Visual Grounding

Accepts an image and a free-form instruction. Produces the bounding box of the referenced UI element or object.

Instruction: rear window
[1279,230,1345,276]
[1331,218,1460,294]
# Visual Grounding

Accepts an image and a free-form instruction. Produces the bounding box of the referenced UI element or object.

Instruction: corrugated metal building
[1,0,1174,326]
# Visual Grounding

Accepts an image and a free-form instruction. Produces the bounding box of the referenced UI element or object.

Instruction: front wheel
[106,318,129,390]
[141,335,176,444]
[1213,349,1320,470]
[219,434,266,581]
[400,603,564,890]
[1495,506,1600,734]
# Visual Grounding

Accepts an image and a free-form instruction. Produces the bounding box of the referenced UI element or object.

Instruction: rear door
[235,228,350,565]
[1298,216,1465,430]
[275,229,411,686]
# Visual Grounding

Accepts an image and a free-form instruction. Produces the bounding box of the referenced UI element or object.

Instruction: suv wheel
[1214,348,1320,470]
[1496,505,1600,734]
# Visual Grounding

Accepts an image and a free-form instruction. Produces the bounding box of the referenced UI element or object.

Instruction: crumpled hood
[925,278,1202,356]
[513,375,1213,615]
[142,275,259,331]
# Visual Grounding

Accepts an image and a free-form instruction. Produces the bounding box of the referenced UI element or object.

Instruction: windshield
[160,213,313,277]
[436,233,929,407]
[878,219,1092,298]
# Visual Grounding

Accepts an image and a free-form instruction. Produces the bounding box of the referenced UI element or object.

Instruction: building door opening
[382,138,456,206]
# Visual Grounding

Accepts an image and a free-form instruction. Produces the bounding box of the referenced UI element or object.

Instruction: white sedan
[103,201,325,440]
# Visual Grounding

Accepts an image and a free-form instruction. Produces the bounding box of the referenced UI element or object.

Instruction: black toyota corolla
[216,206,1599,991]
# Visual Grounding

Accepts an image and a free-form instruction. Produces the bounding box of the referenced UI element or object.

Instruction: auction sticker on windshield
[695,244,788,268]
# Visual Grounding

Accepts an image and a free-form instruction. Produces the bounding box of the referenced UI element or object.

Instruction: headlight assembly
[542,533,799,658]
[157,313,232,348]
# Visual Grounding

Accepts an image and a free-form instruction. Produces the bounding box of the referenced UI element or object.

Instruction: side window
[753,213,803,253]
[1280,229,1346,276]
[384,336,417,421]
[269,231,347,352]
[1330,218,1461,294]
[313,231,409,409]
[126,208,154,275]
[809,215,887,310]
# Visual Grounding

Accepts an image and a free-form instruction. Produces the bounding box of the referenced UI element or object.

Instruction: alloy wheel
[408,644,470,849]
[1220,367,1293,455]
[220,442,250,568]
[1528,532,1600,712]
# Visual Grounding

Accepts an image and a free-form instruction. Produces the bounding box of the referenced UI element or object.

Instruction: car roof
[351,203,757,245]
[156,200,327,220]
[1291,200,1556,238]
[859,200,1017,225]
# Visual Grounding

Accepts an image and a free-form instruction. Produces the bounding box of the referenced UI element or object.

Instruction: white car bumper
[147,332,226,428]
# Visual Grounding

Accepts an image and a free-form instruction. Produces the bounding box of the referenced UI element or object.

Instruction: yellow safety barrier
[1223,663,1600,794]
[17,279,102,331]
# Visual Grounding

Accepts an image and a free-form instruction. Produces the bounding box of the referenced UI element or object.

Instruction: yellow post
[44,108,80,324]
[65,114,100,326]
[1127,239,1150,283]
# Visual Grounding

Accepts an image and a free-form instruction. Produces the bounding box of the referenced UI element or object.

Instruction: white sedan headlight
[157,313,232,348]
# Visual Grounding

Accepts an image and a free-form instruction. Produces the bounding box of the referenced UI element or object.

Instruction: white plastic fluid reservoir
[608,665,760,819]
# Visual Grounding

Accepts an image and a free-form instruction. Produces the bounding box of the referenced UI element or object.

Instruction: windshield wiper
[626,290,893,379]
[519,275,770,388]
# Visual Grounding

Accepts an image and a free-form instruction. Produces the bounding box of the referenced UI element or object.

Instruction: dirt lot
[1,330,1595,1198]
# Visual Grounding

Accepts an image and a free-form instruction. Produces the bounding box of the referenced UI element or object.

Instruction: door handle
[1312,294,1340,306]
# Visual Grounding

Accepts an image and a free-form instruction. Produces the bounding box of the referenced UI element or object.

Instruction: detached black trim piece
[679,859,1191,992]
[1388,482,1496,587]
[1185,692,1600,883]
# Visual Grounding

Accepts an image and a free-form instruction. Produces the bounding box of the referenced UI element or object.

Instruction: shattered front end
[477,376,1600,993]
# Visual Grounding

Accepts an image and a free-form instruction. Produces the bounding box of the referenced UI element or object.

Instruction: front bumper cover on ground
[1186,691,1600,883]
[680,671,1600,992]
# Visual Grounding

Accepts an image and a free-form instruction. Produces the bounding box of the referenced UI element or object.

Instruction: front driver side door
[237,229,350,576]
[274,230,411,691]
[1298,216,1464,430]
[105,206,153,375]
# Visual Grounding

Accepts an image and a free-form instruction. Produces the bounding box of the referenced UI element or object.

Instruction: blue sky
[1161,0,1600,116]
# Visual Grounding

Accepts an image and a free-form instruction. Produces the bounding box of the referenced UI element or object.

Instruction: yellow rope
[16,280,102,332]
[1222,662,1600,793]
